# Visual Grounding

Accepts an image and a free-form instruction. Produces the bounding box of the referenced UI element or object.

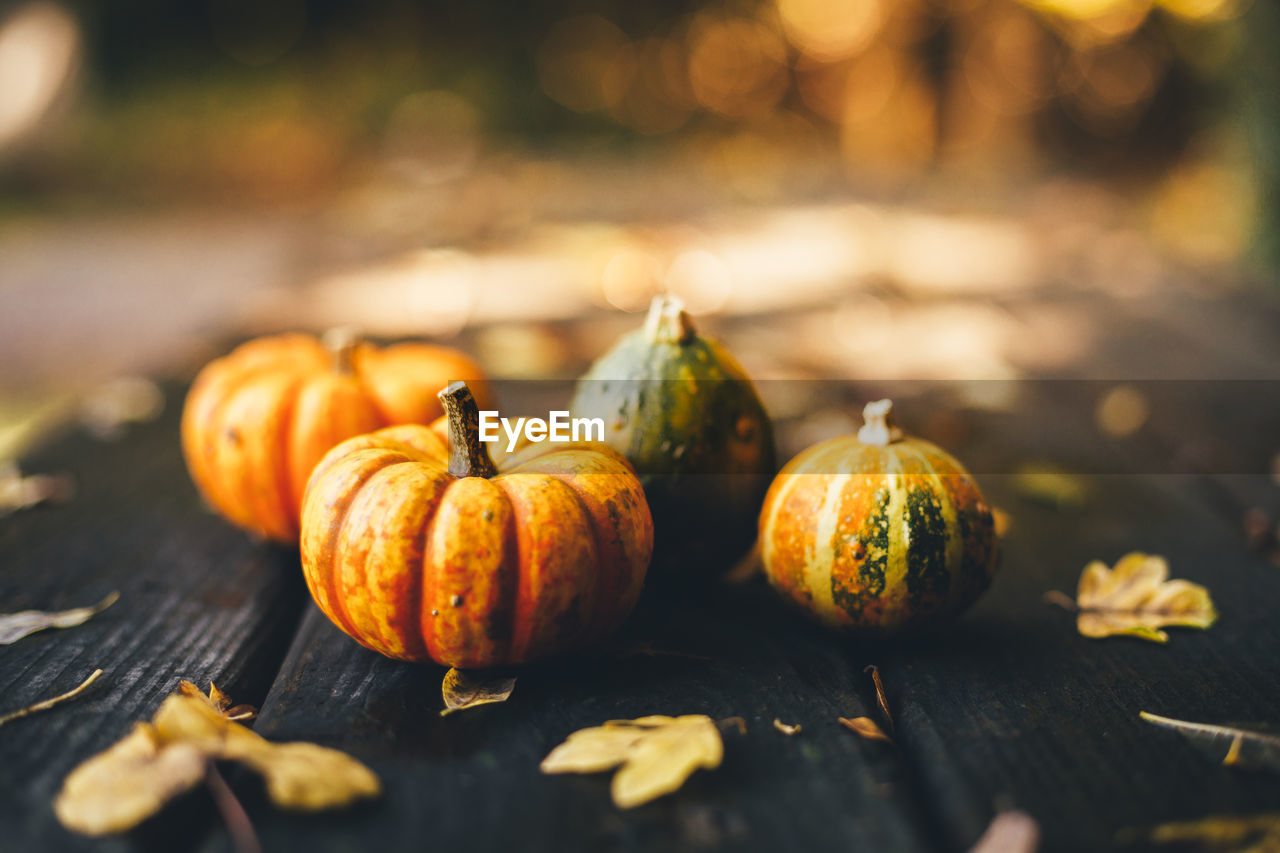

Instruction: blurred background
[1,0,1278,464]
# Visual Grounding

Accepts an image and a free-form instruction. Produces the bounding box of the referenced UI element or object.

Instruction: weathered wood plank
[0,394,309,851]
[225,583,937,853]
[871,381,1280,853]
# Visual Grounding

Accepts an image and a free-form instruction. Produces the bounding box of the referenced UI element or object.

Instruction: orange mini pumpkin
[759,399,997,633]
[181,330,492,542]
[299,382,653,668]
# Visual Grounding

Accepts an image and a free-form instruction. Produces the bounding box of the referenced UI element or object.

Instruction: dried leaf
[0,591,119,645]
[0,669,103,728]
[839,716,892,743]
[152,693,380,811]
[773,719,801,736]
[1049,553,1216,643]
[440,668,516,716]
[1140,711,1280,773]
[969,810,1040,853]
[1013,464,1087,508]
[0,463,76,516]
[541,715,723,809]
[78,376,164,440]
[56,683,380,836]
[55,723,207,836]
[864,664,894,732]
[1129,813,1280,850]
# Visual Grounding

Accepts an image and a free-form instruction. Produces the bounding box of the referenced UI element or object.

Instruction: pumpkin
[570,295,776,580]
[299,382,653,668]
[181,330,492,542]
[759,399,997,633]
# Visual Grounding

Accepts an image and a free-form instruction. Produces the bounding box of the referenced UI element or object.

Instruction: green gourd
[570,295,776,580]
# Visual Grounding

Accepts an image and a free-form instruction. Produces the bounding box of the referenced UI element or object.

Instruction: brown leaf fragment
[969,810,1040,853]
[772,719,801,736]
[1139,711,1280,773]
[541,715,723,809]
[177,681,257,721]
[864,664,894,732]
[56,682,380,836]
[0,669,103,728]
[0,463,76,516]
[718,716,748,735]
[1051,553,1216,643]
[0,591,119,645]
[440,667,516,716]
[55,723,207,836]
[839,716,892,743]
[1128,813,1280,850]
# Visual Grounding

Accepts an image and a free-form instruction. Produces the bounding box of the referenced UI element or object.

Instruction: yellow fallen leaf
[1049,552,1217,643]
[55,723,206,837]
[772,719,801,736]
[1128,813,1280,850]
[55,682,380,836]
[0,591,118,645]
[839,716,892,743]
[541,715,723,809]
[1012,464,1087,508]
[440,667,516,716]
[152,693,380,811]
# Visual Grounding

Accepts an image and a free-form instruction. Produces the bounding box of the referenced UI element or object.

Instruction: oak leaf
[541,715,723,808]
[1053,553,1216,643]
[0,591,118,645]
[440,668,516,716]
[55,683,380,836]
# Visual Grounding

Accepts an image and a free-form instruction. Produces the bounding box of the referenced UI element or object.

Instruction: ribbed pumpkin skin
[570,300,775,580]
[299,423,653,668]
[759,435,997,633]
[181,334,491,542]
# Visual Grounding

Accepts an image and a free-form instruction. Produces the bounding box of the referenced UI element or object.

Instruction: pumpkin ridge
[903,442,961,614]
[549,473,613,645]
[311,450,398,643]
[213,374,295,539]
[364,461,448,660]
[489,474,537,664]
[879,443,911,626]
[267,374,307,539]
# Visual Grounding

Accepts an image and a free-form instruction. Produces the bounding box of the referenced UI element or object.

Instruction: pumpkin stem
[439,381,499,479]
[644,294,697,344]
[322,326,361,375]
[858,399,904,446]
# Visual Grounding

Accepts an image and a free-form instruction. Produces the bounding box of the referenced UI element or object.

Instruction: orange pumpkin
[181,330,492,542]
[759,399,997,633]
[299,382,653,668]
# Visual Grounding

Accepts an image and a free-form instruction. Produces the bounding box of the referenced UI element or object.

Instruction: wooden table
[3,319,1279,853]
